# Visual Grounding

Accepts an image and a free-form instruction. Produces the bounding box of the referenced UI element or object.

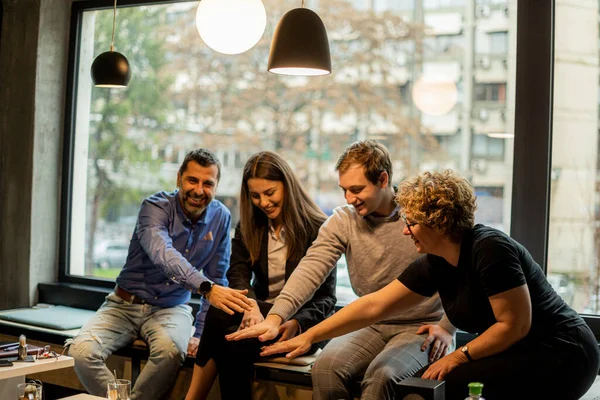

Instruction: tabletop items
[0,338,44,361]
[17,335,27,361]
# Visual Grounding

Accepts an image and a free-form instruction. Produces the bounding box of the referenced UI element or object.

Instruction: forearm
[269,257,339,321]
[152,245,205,290]
[138,227,206,292]
[304,280,425,344]
[135,204,207,291]
[304,294,385,344]
[292,271,337,331]
[461,321,527,360]
[269,220,346,321]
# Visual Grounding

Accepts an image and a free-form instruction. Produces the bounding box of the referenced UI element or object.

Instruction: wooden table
[58,394,105,399]
[0,355,74,398]
[0,355,74,380]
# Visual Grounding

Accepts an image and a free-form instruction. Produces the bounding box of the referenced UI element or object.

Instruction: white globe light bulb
[196,0,267,55]
[412,75,458,116]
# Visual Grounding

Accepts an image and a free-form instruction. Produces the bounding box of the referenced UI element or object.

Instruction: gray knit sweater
[269,204,452,329]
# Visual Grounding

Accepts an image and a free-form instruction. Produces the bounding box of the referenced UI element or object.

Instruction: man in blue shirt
[69,149,253,400]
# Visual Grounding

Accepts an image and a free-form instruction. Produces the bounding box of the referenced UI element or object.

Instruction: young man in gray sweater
[227,140,455,400]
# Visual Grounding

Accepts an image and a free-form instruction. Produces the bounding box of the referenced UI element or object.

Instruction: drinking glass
[17,382,42,400]
[107,378,131,400]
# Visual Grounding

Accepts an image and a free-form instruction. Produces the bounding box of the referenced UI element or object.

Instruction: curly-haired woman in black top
[262,169,599,400]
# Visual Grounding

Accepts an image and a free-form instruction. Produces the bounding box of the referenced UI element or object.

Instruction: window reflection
[70,0,516,307]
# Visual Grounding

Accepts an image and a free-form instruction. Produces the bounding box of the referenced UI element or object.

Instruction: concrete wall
[0,0,70,309]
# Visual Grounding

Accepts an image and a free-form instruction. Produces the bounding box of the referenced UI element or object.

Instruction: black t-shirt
[398,224,583,338]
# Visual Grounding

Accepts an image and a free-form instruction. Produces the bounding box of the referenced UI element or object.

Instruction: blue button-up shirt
[116,190,231,337]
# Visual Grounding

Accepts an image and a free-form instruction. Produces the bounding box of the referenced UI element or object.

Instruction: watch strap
[462,345,473,362]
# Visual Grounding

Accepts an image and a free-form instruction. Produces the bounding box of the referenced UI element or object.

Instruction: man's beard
[180,190,209,218]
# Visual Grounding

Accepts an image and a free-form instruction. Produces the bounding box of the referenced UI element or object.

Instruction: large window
[548,0,600,315]
[64,0,517,306]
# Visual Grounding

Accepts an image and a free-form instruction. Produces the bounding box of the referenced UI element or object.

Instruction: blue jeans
[312,322,455,400]
[68,292,193,400]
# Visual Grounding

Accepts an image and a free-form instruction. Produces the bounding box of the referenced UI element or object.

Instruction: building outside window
[489,31,508,54]
[66,0,519,308]
[548,0,600,315]
[474,83,506,102]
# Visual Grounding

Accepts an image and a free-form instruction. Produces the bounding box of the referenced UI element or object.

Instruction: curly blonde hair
[396,170,477,243]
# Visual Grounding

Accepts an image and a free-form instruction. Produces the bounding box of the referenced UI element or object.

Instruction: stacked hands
[235,300,300,339]
[205,285,254,316]
[205,285,299,337]
[204,285,457,380]
[188,285,301,356]
[225,317,455,380]
[188,285,255,356]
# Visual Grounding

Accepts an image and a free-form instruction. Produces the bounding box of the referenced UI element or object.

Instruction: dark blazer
[226,222,337,333]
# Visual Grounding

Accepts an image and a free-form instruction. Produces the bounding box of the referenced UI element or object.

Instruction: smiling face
[247,178,285,225]
[338,164,389,216]
[176,160,219,221]
[401,212,445,254]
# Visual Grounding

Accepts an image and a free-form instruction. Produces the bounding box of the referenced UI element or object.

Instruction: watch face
[200,281,212,294]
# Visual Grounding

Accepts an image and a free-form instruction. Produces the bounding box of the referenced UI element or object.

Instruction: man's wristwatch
[199,281,213,297]
[461,345,473,362]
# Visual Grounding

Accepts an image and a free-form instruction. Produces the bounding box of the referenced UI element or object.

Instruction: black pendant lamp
[91,0,131,88]
[267,0,331,76]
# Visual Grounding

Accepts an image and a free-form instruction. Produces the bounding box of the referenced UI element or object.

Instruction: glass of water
[107,378,131,400]
[17,382,42,400]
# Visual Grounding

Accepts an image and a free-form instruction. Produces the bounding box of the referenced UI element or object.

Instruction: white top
[267,224,287,303]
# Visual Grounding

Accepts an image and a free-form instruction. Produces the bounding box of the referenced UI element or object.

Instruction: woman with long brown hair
[185,151,336,400]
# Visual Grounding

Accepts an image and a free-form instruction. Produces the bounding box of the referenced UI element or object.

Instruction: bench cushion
[0,306,96,330]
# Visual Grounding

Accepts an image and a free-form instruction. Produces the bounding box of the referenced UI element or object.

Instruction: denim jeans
[312,322,455,400]
[68,292,193,400]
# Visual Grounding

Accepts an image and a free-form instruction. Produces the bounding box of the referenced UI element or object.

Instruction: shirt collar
[268,220,285,239]
[362,186,400,222]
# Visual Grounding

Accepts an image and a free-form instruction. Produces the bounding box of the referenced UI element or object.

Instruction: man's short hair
[178,149,221,181]
[335,140,393,184]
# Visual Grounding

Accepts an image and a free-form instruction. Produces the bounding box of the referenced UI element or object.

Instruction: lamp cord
[301,0,305,7]
[110,0,117,51]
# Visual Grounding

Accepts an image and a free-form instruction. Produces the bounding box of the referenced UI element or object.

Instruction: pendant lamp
[91,0,131,88]
[196,0,267,55]
[267,0,331,76]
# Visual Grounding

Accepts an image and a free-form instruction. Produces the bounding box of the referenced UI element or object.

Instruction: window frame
[59,0,600,335]
[59,0,198,289]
